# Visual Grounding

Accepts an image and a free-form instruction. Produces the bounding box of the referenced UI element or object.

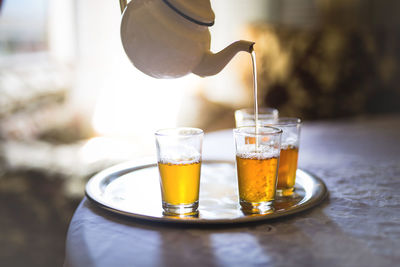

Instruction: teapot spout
[192,40,255,77]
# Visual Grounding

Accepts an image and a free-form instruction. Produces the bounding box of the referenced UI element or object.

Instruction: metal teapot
[120,0,254,78]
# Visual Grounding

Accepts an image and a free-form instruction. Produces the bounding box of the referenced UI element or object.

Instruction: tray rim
[85,160,328,224]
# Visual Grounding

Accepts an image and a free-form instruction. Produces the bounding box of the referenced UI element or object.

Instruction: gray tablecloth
[65,115,400,267]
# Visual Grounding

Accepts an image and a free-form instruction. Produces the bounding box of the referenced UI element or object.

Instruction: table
[64,115,400,267]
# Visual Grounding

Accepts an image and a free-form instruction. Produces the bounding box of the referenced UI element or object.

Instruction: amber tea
[236,155,279,203]
[158,160,201,206]
[269,118,301,197]
[277,145,299,196]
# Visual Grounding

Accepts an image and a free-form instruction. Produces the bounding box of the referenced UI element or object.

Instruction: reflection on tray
[274,192,303,211]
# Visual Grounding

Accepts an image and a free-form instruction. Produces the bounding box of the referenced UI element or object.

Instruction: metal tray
[86,160,328,224]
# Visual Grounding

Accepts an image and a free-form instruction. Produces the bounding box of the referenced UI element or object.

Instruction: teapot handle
[119,0,127,14]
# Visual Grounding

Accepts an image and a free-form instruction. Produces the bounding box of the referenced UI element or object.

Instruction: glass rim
[235,107,279,116]
[155,127,204,137]
[233,126,283,136]
[235,107,279,114]
[259,117,301,127]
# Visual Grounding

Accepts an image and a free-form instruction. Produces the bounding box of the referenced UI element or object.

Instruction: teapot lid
[162,0,215,26]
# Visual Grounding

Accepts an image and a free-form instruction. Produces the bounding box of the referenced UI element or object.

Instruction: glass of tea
[233,126,282,214]
[155,127,203,215]
[264,118,301,197]
[235,107,279,127]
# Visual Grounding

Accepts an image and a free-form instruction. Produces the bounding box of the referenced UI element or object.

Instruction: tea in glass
[155,127,203,215]
[264,118,301,196]
[234,126,282,213]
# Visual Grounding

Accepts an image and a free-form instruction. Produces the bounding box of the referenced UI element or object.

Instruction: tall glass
[155,127,203,215]
[233,126,282,214]
[264,118,301,197]
[235,107,279,127]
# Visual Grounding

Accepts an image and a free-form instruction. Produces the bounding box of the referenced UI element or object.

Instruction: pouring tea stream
[119,0,255,78]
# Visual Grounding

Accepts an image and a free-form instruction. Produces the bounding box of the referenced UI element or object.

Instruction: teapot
[120,0,255,78]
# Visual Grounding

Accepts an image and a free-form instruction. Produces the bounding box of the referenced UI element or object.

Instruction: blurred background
[1,0,399,266]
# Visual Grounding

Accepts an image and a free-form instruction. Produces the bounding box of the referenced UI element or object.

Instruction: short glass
[233,126,282,214]
[155,127,203,215]
[235,107,279,127]
[263,118,301,197]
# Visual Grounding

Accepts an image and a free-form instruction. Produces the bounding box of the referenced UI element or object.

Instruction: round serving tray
[85,160,328,224]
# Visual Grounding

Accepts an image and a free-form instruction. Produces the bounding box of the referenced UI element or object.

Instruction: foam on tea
[236,144,280,160]
[159,145,201,165]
